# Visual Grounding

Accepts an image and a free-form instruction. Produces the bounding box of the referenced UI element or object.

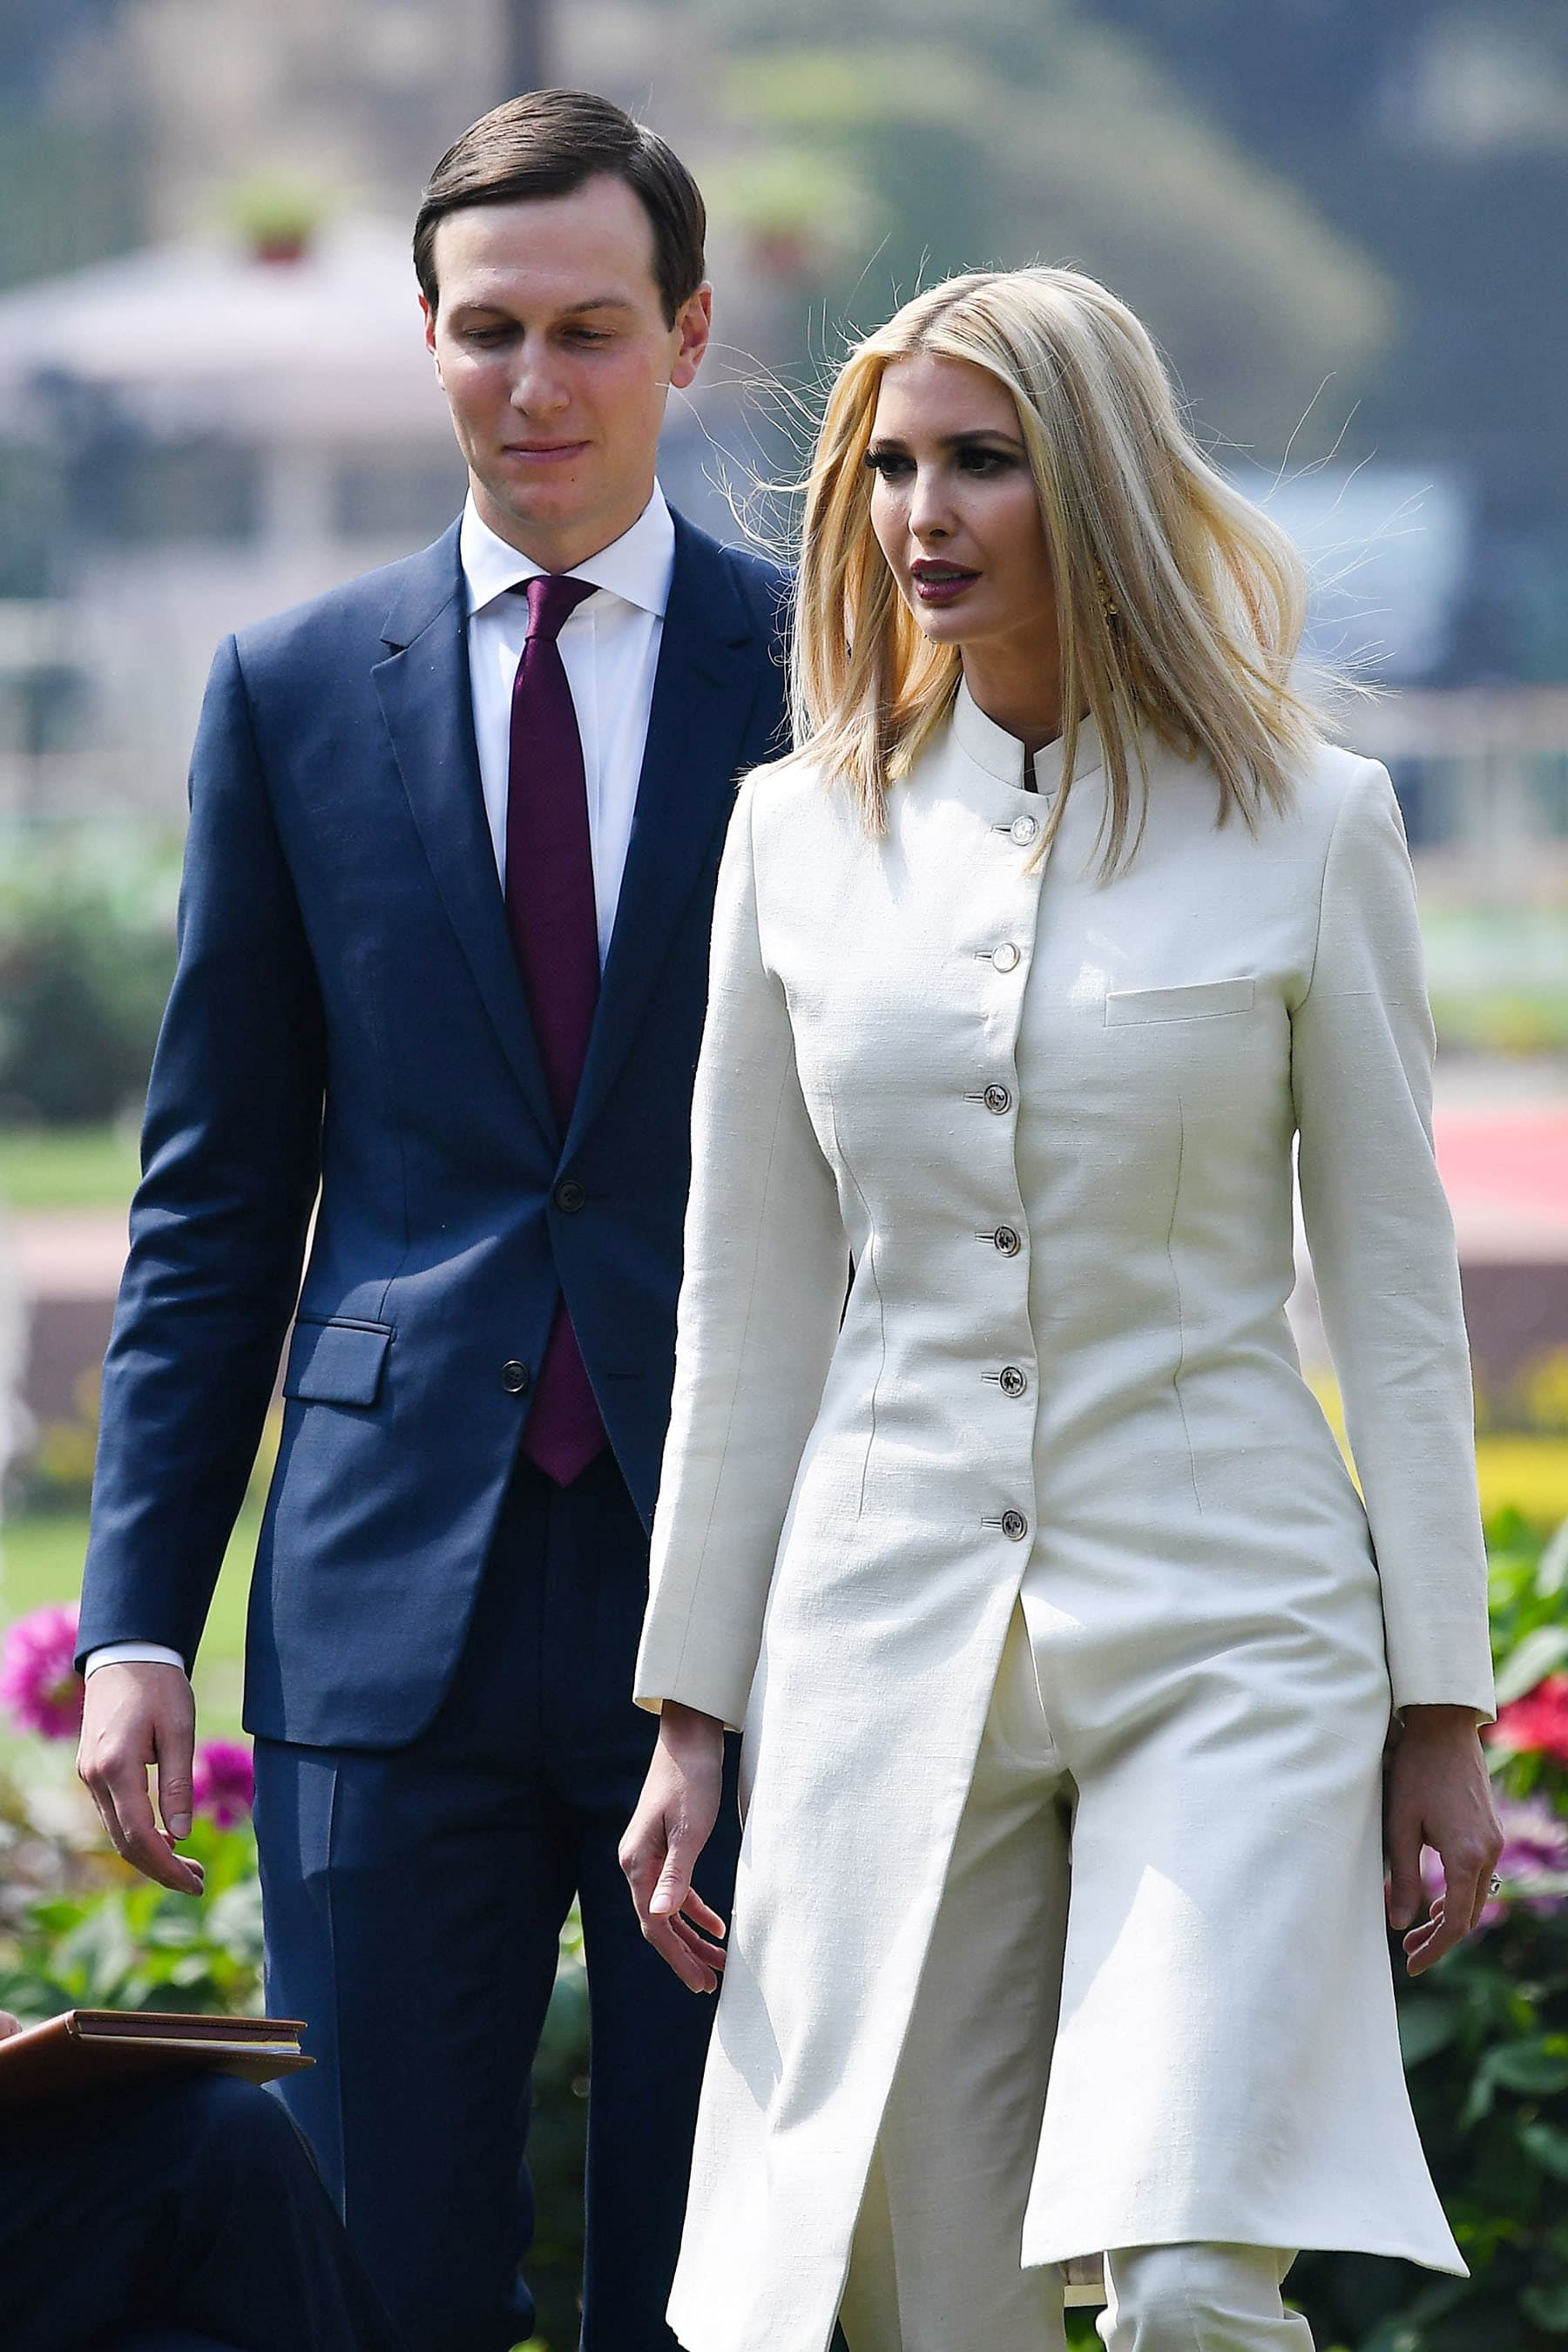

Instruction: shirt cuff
[83,1643,186,1678]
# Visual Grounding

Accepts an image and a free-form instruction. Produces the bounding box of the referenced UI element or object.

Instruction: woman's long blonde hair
[793,267,1322,871]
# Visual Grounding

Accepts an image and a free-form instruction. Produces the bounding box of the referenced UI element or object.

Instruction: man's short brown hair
[415,89,706,325]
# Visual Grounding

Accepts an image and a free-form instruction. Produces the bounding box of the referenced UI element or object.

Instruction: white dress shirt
[464,482,675,962]
[86,486,677,1682]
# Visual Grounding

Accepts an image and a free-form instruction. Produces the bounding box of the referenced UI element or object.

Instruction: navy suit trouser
[253,1450,741,2352]
[0,2071,402,2352]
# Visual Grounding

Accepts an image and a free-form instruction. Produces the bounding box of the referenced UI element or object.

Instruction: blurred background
[0,4,1565,2348]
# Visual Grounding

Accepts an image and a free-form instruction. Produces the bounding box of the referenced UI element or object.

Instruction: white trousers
[835,1607,1315,2352]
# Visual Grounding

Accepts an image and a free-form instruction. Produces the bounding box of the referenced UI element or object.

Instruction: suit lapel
[373,526,559,1153]
[566,519,767,1154]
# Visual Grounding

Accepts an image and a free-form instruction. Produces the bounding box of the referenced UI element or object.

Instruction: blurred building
[0,0,765,821]
[0,217,463,816]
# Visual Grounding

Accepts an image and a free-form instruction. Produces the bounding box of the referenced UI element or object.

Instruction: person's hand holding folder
[0,2011,405,2349]
[0,2004,312,2109]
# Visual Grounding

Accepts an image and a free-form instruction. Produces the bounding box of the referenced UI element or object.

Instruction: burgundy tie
[505,571,607,1486]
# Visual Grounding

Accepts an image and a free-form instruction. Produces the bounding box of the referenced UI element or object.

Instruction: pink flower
[0,1603,84,1740]
[191,1739,254,1829]
[1492,1796,1568,1923]
[1421,1796,1568,1930]
[1487,1673,1568,1766]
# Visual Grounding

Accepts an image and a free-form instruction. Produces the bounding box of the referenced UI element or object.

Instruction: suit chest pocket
[1104,976,1256,1025]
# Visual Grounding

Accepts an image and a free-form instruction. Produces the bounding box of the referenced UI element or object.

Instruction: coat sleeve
[1290,759,1494,1718]
[634,774,848,1730]
[76,635,326,1672]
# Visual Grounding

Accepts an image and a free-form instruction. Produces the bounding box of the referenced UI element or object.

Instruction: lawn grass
[0,1124,140,1213]
[0,1503,257,1761]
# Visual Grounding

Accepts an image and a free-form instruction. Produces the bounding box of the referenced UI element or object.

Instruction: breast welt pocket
[282,1316,393,1407]
[1105,976,1257,1026]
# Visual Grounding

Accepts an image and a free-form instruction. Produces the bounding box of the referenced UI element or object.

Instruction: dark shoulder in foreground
[229,522,464,686]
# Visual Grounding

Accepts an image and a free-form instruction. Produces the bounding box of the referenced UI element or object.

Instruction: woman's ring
[1489,1874,1502,1895]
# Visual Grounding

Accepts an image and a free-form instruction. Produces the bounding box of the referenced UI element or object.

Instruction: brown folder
[0,2010,314,2110]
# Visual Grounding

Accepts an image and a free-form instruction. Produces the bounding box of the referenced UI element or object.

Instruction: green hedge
[0,831,178,1125]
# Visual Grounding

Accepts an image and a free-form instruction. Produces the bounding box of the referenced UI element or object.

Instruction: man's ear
[669,284,713,392]
[419,294,441,375]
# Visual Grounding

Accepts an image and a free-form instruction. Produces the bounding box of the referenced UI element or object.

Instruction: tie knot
[524,571,596,644]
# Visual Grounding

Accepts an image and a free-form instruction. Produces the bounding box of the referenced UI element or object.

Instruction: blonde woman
[619,267,1502,2352]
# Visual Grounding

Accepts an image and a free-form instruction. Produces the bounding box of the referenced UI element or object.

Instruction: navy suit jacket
[78,511,790,1747]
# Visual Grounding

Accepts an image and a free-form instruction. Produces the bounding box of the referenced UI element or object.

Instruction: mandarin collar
[951,675,1105,794]
[459,483,677,622]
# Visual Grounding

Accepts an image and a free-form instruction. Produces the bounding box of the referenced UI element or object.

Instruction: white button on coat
[637,680,1489,2352]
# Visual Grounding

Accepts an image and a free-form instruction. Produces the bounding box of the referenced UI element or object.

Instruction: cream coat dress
[634,684,1496,2352]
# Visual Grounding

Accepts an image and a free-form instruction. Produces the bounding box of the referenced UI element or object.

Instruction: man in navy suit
[74,90,787,2352]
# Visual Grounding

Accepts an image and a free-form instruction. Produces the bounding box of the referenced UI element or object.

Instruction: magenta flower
[0,1602,84,1740]
[1421,1796,1568,1930]
[1487,1673,1568,1766]
[191,1739,255,1829]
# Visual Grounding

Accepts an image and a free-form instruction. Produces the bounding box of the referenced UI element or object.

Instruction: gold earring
[1092,563,1119,623]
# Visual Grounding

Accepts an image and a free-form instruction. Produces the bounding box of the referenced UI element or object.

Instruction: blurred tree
[504,0,554,98]
[0,0,145,294]
[700,0,1397,459]
[686,0,1568,679]
[1087,0,1568,679]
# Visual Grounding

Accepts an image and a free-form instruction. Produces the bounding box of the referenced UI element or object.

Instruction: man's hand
[1385,1702,1504,1976]
[0,2012,20,2041]
[619,1703,728,1994]
[77,1663,205,1896]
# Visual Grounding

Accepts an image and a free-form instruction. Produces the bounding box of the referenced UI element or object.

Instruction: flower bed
[4,1513,1566,2352]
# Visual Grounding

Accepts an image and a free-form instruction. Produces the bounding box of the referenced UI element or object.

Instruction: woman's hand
[1384,1703,1504,1976]
[620,1702,729,1994]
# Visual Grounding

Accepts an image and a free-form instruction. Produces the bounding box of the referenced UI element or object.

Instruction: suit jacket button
[501,1360,531,1396]
[1010,814,1039,846]
[553,1179,586,1213]
[992,1225,1021,1256]
[1000,1510,1029,1541]
[983,1084,1012,1115]
[991,943,1021,973]
[999,1365,1028,1397]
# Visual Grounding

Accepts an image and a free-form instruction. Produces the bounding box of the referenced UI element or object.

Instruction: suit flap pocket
[283,1318,392,1407]
[1105,976,1256,1025]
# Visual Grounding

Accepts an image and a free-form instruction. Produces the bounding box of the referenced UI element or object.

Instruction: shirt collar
[459,483,676,622]
[951,674,1105,792]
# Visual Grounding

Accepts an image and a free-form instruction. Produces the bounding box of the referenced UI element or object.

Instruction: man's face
[422,174,711,570]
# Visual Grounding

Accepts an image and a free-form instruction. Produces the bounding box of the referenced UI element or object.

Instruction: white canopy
[0,218,450,443]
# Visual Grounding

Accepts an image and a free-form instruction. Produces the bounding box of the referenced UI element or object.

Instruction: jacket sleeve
[1290,760,1494,1718]
[634,774,848,1730]
[76,636,326,1672]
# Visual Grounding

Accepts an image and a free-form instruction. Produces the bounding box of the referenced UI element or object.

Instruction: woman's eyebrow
[866,429,1024,454]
